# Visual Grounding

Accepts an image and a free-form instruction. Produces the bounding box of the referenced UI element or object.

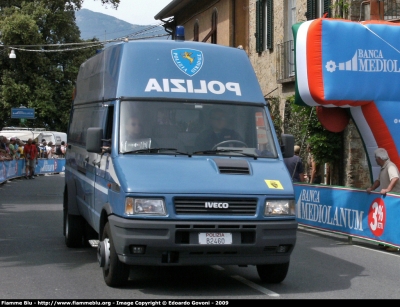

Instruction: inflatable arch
[293,18,400,183]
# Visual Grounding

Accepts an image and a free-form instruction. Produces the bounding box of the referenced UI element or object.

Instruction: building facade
[155,0,400,188]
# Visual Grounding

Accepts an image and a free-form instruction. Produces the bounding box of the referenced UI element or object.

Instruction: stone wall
[174,1,232,45]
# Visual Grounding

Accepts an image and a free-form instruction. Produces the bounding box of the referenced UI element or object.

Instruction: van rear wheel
[102,222,129,287]
[64,207,84,248]
[256,262,289,283]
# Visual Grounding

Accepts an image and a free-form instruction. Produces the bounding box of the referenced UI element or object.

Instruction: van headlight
[265,200,295,216]
[125,198,166,216]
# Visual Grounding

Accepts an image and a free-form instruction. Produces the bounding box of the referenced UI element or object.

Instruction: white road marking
[210,266,280,296]
[210,265,225,271]
[231,275,280,297]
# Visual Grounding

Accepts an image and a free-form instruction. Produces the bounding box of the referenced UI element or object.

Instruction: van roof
[74,40,265,106]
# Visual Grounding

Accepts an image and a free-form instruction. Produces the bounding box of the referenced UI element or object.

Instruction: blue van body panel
[67,39,297,274]
[113,155,293,196]
[74,40,265,104]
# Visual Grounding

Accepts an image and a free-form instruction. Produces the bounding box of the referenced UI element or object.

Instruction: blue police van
[64,27,297,287]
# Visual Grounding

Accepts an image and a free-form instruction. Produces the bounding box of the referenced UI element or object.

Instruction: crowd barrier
[294,183,400,248]
[0,158,65,184]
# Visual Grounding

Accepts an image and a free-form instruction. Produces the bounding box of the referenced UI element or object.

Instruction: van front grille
[174,198,257,215]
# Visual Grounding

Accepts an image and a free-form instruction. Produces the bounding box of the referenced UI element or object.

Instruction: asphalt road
[1,174,399,300]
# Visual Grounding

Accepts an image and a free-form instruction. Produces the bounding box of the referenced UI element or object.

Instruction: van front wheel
[256,262,289,283]
[102,222,130,287]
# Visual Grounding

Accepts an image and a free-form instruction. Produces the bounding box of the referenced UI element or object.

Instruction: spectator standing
[33,140,39,159]
[60,141,67,157]
[23,138,38,179]
[9,137,17,159]
[4,138,11,155]
[366,147,400,252]
[284,145,305,183]
[0,136,7,152]
[0,145,12,161]
[0,137,12,161]
[46,141,55,158]
[367,148,400,195]
[39,139,48,158]
[45,141,52,158]
[17,140,25,159]
[54,142,64,158]
[32,140,40,177]
[14,138,20,159]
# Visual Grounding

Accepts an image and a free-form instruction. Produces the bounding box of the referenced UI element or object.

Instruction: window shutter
[306,0,317,20]
[324,0,331,18]
[256,0,265,53]
[266,0,273,50]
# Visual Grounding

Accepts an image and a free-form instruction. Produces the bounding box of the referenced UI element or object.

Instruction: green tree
[330,0,350,19]
[0,0,120,132]
[284,95,342,164]
[284,95,344,184]
[268,96,283,139]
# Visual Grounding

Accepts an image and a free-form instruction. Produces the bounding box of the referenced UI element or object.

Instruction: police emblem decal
[265,180,284,190]
[171,48,204,76]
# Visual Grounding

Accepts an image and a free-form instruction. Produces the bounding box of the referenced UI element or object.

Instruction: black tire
[256,262,290,283]
[63,194,84,248]
[102,222,130,287]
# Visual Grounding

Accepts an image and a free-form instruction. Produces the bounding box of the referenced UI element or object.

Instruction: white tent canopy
[1,127,67,145]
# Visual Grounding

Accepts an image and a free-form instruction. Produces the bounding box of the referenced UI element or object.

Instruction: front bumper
[108,215,298,266]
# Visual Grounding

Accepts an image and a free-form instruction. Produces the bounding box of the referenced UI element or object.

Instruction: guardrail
[0,158,65,184]
[294,183,400,249]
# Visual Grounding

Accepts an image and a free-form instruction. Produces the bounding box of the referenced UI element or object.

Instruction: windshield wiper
[193,149,258,159]
[123,148,191,156]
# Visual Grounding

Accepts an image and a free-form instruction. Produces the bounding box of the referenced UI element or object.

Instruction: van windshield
[119,101,278,158]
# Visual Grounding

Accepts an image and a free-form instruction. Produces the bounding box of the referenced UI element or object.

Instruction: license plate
[198,233,232,245]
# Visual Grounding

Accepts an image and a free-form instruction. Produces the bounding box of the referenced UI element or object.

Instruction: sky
[81,0,173,25]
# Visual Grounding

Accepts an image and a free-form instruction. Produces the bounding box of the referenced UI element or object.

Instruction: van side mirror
[86,127,103,153]
[281,134,294,158]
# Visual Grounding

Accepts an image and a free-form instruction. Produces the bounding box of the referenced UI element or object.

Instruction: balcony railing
[276,40,295,83]
[383,0,400,21]
[276,2,400,82]
[360,0,400,21]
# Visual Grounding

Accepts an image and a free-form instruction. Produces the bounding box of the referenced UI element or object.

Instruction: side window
[306,0,331,20]
[256,111,267,151]
[286,0,296,43]
[68,108,88,145]
[284,0,296,78]
[103,106,114,147]
[256,0,274,53]
[254,111,277,157]
[68,106,106,146]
